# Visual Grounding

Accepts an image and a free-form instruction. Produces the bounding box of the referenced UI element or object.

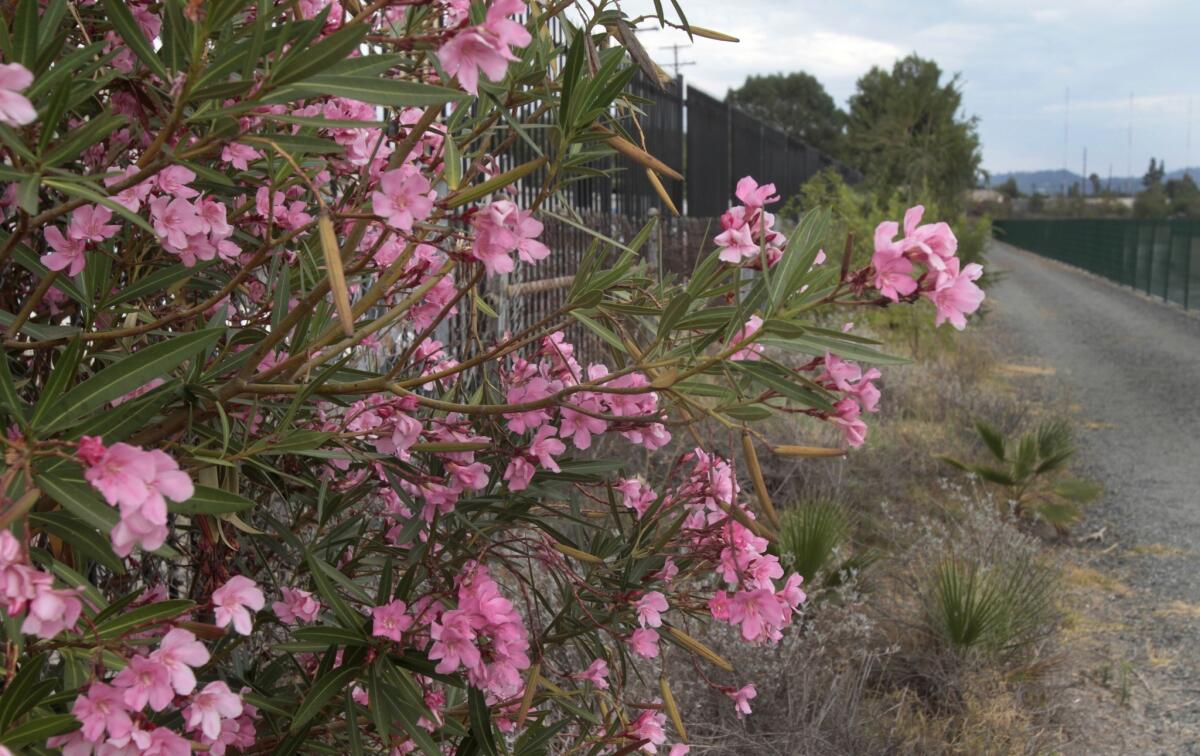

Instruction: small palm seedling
[940,419,1102,533]
[778,499,872,592]
[921,554,1057,658]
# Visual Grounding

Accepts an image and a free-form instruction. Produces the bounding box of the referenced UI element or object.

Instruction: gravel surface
[987,241,1200,753]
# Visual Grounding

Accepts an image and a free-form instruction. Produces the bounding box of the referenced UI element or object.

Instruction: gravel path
[987,241,1200,752]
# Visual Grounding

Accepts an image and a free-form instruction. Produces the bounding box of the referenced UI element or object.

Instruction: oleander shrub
[0,0,986,752]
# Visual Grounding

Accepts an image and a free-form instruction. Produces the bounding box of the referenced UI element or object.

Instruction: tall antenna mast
[1082,147,1087,196]
[1127,92,1134,181]
[1062,87,1070,195]
[1188,97,1193,174]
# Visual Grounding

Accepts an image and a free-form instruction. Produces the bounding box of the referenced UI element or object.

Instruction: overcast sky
[631,0,1200,175]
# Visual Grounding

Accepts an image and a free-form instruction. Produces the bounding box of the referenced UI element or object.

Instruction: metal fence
[464,53,864,365]
[993,219,1200,310]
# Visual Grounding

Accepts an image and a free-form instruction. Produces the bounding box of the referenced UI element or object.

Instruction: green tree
[845,55,982,212]
[1143,157,1165,188]
[1166,174,1200,217]
[998,177,1021,200]
[1089,173,1102,196]
[727,72,846,157]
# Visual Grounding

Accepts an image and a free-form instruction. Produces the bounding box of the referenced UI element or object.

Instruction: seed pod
[772,445,847,458]
[665,626,733,672]
[659,675,688,742]
[686,25,739,42]
[742,432,781,528]
[318,209,354,337]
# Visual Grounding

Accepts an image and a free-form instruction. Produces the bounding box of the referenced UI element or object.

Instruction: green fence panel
[993,218,1200,311]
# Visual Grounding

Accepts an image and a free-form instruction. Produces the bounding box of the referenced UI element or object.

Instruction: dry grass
[671,303,1073,754]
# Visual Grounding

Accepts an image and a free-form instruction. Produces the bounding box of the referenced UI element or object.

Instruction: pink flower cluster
[0,530,82,639]
[713,177,787,265]
[500,332,670,490]
[77,436,194,556]
[437,0,532,95]
[675,449,807,643]
[871,205,985,330]
[57,628,256,755]
[41,204,120,276]
[816,351,881,448]
[428,561,531,700]
[469,200,551,276]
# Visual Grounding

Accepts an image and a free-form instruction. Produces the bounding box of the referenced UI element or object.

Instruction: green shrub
[922,554,1057,656]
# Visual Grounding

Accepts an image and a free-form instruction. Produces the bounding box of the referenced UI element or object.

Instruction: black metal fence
[471,61,863,364]
[993,219,1200,311]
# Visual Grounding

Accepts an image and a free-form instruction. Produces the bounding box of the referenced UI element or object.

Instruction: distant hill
[987,167,1200,196]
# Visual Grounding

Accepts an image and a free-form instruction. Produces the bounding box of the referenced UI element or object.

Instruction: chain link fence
[994,219,1200,311]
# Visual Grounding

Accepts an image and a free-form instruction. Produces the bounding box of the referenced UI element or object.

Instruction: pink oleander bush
[0,1,983,753]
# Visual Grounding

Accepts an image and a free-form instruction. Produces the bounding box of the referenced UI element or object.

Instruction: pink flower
[437,0,531,95]
[371,599,413,642]
[902,205,958,270]
[872,222,918,302]
[272,587,321,624]
[221,142,261,170]
[734,176,779,209]
[150,196,204,250]
[68,205,120,243]
[830,397,867,448]
[156,165,199,199]
[570,658,609,689]
[927,258,985,330]
[528,425,566,472]
[130,725,193,755]
[0,63,36,127]
[81,440,154,509]
[729,683,756,718]
[728,314,764,361]
[630,709,667,753]
[113,655,175,711]
[669,746,691,756]
[628,627,659,658]
[635,591,668,628]
[470,201,548,275]
[72,682,133,742]
[615,477,656,519]
[714,222,759,263]
[151,628,211,696]
[429,608,480,673]
[502,456,535,491]
[212,575,265,635]
[372,165,435,232]
[41,225,88,276]
[20,578,82,639]
[184,681,243,740]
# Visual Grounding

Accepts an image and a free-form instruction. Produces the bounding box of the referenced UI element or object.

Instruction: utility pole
[658,43,695,78]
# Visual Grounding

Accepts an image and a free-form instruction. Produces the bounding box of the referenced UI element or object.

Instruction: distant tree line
[726,54,982,213]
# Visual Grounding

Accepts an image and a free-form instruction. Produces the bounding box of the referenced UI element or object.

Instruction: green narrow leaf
[271,22,368,87]
[0,713,78,748]
[93,600,195,639]
[468,687,499,756]
[267,76,469,108]
[30,511,124,573]
[40,328,222,432]
[30,337,83,428]
[290,663,362,733]
[12,0,39,68]
[170,485,254,516]
[0,653,47,730]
